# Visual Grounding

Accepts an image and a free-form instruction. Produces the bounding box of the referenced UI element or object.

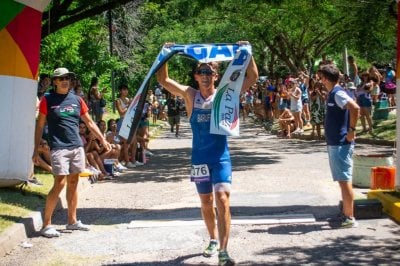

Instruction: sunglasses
[196,69,214,76]
[57,76,70,81]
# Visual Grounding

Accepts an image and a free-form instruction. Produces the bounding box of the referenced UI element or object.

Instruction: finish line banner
[118,43,252,142]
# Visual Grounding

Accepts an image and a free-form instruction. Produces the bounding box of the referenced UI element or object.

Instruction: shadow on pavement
[105,253,202,266]
[248,234,400,265]
[51,205,345,226]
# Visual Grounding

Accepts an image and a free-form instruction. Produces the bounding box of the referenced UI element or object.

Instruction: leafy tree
[41,0,139,39]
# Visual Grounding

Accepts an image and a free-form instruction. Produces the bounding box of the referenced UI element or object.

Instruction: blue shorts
[327,144,354,182]
[195,161,232,194]
[139,119,149,128]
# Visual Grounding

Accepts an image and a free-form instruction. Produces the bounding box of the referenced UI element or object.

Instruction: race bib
[190,164,210,183]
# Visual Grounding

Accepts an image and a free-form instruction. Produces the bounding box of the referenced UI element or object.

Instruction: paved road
[3,118,400,265]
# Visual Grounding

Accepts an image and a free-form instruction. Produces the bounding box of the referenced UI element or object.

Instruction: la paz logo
[213,84,237,130]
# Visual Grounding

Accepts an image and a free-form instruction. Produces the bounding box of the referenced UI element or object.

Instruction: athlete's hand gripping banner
[118,43,252,142]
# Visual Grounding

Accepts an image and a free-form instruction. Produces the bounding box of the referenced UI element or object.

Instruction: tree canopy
[39,0,397,96]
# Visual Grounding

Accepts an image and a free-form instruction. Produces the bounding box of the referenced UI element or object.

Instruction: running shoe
[125,162,136,168]
[135,161,145,166]
[218,250,236,266]
[145,150,154,156]
[203,239,218,257]
[341,217,358,228]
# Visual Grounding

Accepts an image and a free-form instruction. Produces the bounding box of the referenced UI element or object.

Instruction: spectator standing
[319,64,360,228]
[166,94,183,137]
[89,77,106,122]
[115,85,143,168]
[154,85,163,101]
[357,81,373,133]
[277,83,290,115]
[347,55,360,86]
[264,80,275,122]
[346,82,357,101]
[37,73,51,99]
[152,100,160,125]
[33,68,111,238]
[309,81,326,139]
[289,78,303,133]
[298,73,311,127]
[384,64,396,107]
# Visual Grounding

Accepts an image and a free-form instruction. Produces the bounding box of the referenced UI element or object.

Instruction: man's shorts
[50,147,86,176]
[168,115,180,126]
[195,161,232,194]
[327,144,354,182]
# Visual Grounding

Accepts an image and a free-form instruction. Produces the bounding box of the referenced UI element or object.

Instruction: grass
[0,114,166,234]
[0,172,53,233]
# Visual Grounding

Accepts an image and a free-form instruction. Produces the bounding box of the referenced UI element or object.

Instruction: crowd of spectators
[35,58,396,181]
[240,56,396,139]
[34,75,179,183]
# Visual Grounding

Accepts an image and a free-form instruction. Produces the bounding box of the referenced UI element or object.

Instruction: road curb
[0,122,167,257]
[0,178,89,257]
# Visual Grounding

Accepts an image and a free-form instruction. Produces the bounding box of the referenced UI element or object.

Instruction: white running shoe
[125,162,136,168]
[116,163,127,171]
[145,150,154,156]
[135,161,145,166]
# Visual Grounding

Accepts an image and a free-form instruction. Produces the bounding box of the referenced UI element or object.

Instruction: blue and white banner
[118,43,252,141]
[210,47,251,136]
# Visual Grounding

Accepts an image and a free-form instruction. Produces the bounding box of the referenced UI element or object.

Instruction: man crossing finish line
[157,41,258,266]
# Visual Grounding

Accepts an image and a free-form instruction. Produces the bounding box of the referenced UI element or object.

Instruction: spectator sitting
[278,108,295,138]
[97,120,126,172]
[34,139,52,173]
[79,121,112,180]
[109,119,143,168]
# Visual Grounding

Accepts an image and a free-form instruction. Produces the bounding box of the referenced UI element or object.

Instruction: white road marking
[128,214,315,228]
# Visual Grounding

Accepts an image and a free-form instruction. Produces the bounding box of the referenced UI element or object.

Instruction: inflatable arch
[0,0,50,187]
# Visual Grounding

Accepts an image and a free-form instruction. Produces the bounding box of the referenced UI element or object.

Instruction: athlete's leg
[199,192,218,240]
[214,189,231,251]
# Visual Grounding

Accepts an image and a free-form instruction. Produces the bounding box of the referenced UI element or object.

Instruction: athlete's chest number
[190,164,210,183]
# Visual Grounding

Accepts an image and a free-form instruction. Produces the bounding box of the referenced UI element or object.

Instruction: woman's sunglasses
[195,69,214,76]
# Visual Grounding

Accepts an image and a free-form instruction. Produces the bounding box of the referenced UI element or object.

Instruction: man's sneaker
[116,163,127,171]
[41,226,61,238]
[218,250,236,266]
[341,217,358,228]
[66,220,90,231]
[135,161,145,166]
[145,150,154,156]
[203,240,218,257]
[126,161,136,168]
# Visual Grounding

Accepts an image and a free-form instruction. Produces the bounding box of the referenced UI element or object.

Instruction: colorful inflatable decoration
[0,0,50,187]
